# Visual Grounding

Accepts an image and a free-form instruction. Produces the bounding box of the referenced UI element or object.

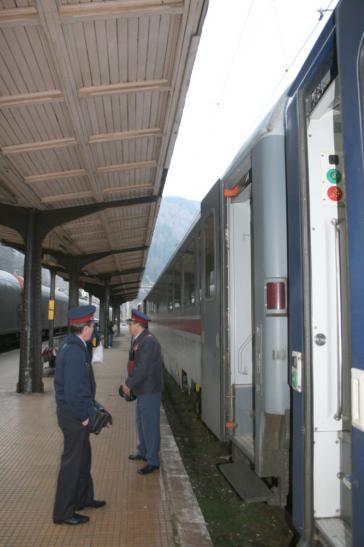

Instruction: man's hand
[122,383,130,396]
[82,418,89,426]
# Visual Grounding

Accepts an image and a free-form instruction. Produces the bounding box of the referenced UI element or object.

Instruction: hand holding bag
[88,401,113,434]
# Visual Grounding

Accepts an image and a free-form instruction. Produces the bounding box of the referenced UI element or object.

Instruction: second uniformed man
[121,309,164,475]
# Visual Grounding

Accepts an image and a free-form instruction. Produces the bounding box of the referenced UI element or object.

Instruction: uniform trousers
[53,409,94,522]
[136,393,161,467]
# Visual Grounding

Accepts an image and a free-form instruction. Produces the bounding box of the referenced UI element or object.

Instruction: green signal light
[292,370,298,388]
[327,168,342,184]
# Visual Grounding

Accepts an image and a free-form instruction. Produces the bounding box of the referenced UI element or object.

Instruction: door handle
[332,218,343,421]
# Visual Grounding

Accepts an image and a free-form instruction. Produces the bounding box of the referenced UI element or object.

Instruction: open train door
[337,2,364,546]
[200,181,225,440]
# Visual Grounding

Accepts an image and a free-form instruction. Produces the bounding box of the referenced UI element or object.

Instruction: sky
[163,0,339,202]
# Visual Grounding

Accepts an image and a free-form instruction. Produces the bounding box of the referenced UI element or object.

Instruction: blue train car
[285,2,364,545]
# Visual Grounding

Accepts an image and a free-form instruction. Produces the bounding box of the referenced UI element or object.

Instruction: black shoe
[137,464,159,475]
[76,499,106,510]
[129,453,146,461]
[54,513,90,525]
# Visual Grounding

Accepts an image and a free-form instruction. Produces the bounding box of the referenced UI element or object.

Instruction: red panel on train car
[266,281,286,311]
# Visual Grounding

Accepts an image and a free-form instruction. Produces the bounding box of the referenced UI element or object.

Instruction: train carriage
[0,269,100,348]
[146,218,202,401]
[146,1,364,545]
[0,270,69,345]
[147,97,290,505]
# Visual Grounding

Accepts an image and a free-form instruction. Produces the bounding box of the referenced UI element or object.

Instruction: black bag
[88,402,113,434]
[118,385,136,402]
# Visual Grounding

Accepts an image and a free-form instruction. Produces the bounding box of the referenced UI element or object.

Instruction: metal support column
[48,268,56,350]
[99,298,104,332]
[103,277,110,348]
[18,210,43,393]
[68,262,80,309]
[116,305,121,335]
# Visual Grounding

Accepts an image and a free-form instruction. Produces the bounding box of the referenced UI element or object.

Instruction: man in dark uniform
[53,305,105,525]
[121,309,164,475]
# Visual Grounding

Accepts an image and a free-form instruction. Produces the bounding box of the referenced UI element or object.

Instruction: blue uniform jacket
[54,334,96,422]
[126,329,164,396]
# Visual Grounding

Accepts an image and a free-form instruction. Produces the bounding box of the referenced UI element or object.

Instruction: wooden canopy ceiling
[0,0,208,301]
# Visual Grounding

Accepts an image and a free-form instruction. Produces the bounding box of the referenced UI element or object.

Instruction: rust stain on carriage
[152,318,202,336]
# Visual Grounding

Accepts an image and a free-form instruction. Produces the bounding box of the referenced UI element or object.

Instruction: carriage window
[159,277,168,312]
[183,238,196,306]
[204,214,215,299]
[155,292,159,313]
[167,272,174,311]
[173,258,181,309]
[360,43,364,160]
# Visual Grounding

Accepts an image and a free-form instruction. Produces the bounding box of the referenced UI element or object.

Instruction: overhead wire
[273,0,289,68]
[255,0,338,120]
[215,0,255,105]
[215,0,277,107]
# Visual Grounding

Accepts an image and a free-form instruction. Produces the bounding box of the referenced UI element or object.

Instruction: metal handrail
[237,334,253,375]
[332,218,343,421]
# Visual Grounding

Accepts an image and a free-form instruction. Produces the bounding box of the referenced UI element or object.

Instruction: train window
[204,213,215,299]
[360,42,364,161]
[197,231,202,303]
[154,291,159,313]
[167,271,174,311]
[183,243,196,307]
[159,277,168,312]
[173,258,182,309]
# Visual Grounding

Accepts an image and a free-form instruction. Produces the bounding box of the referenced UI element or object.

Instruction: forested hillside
[143,196,200,286]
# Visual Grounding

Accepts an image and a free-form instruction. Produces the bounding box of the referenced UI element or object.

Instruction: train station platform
[0,332,212,547]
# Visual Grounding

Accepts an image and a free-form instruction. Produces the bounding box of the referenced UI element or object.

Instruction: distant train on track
[0,270,100,349]
[146,3,364,546]
[0,269,69,347]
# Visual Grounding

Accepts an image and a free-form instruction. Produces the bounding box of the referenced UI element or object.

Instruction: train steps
[219,461,272,503]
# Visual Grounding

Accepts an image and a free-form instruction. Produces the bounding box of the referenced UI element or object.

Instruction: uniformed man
[53,305,106,525]
[121,309,164,475]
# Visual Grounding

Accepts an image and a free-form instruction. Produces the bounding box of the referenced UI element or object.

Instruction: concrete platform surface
[0,334,212,547]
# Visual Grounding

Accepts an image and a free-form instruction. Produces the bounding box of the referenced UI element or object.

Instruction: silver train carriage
[146,96,289,502]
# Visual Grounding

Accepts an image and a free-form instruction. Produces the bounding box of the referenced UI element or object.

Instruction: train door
[222,126,289,505]
[201,181,223,439]
[307,77,351,542]
[227,186,254,458]
[337,2,364,546]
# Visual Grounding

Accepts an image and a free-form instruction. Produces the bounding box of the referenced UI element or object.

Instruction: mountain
[142,196,200,289]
